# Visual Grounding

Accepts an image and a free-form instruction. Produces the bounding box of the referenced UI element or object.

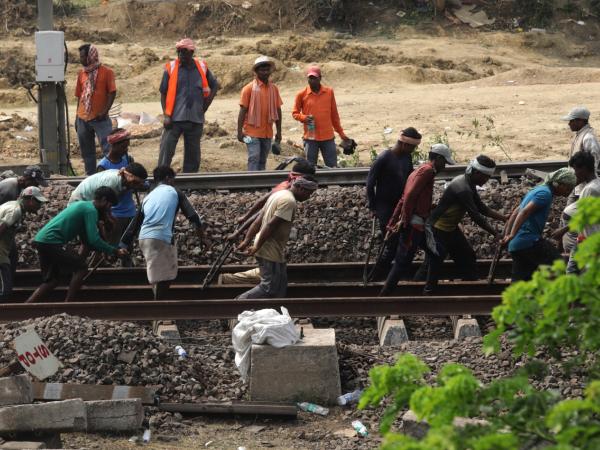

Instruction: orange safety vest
[164,58,211,116]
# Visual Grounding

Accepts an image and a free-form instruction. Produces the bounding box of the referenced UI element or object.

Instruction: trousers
[245,137,272,171]
[236,257,287,299]
[76,116,112,175]
[510,238,560,281]
[304,139,337,167]
[159,121,204,173]
[425,227,477,288]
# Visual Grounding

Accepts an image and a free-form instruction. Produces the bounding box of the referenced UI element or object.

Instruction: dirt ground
[2,2,600,173]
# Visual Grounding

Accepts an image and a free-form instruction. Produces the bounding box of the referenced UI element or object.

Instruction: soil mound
[0,48,35,87]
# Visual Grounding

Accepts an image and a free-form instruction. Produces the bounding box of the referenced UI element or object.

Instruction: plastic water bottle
[297,402,329,416]
[336,389,363,406]
[142,428,151,443]
[175,345,188,359]
[352,420,368,437]
[307,116,316,140]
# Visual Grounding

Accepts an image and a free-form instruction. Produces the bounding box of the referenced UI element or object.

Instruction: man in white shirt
[562,106,600,170]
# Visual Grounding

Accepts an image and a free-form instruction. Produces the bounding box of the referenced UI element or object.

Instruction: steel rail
[52,160,566,190]
[0,296,502,321]
[13,260,513,287]
[7,280,508,303]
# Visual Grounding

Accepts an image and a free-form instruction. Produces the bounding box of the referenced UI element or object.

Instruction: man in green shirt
[0,186,48,300]
[27,187,128,303]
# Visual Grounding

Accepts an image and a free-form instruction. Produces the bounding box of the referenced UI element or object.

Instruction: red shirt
[292,85,347,141]
[388,161,436,230]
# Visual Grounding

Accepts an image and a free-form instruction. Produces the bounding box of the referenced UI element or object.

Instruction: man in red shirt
[237,56,283,171]
[292,65,352,167]
[75,44,116,175]
[380,144,455,295]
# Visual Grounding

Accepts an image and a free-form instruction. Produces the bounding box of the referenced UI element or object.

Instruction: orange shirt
[75,65,117,121]
[239,80,283,139]
[292,85,347,141]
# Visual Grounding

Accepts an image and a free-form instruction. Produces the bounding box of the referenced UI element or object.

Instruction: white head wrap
[466,158,495,176]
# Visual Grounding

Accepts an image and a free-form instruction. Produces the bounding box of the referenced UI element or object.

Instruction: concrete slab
[451,315,481,340]
[377,316,409,346]
[0,441,45,449]
[156,321,181,343]
[249,327,341,405]
[0,399,86,434]
[86,399,144,432]
[0,375,33,406]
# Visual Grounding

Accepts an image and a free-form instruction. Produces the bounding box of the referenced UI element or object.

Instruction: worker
[0,165,48,205]
[236,176,318,298]
[121,166,205,300]
[291,65,352,167]
[380,144,455,295]
[75,44,116,175]
[237,56,283,171]
[562,106,600,170]
[366,127,421,279]
[503,168,577,281]
[159,38,218,173]
[96,129,139,261]
[26,187,128,303]
[69,162,147,204]
[0,187,48,300]
[223,158,316,285]
[424,155,507,294]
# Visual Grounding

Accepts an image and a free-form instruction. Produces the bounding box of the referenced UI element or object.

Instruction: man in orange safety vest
[159,38,218,173]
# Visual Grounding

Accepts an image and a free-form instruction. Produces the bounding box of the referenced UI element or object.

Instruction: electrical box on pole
[35,31,65,82]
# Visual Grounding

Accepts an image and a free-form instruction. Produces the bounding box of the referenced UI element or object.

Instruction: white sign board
[14,330,62,380]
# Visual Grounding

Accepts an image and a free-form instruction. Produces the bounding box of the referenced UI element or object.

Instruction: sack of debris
[232,307,300,381]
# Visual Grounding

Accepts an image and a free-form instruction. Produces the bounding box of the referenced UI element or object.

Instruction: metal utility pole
[36,0,68,175]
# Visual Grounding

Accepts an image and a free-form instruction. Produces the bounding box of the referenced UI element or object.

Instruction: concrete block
[0,375,33,406]
[377,316,409,346]
[85,399,143,432]
[400,410,429,439]
[0,441,45,449]
[250,327,341,405]
[451,315,481,340]
[156,321,181,343]
[0,399,86,434]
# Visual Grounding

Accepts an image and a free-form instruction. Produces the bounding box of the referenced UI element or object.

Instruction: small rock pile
[15,176,565,268]
[0,314,244,402]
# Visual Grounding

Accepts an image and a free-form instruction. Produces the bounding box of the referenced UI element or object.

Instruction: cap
[23,165,48,187]
[306,65,321,78]
[430,143,456,165]
[20,186,48,203]
[562,106,590,121]
[253,55,275,71]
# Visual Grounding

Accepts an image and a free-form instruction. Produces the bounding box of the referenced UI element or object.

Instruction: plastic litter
[337,389,363,406]
[297,402,329,416]
[383,127,393,134]
[142,428,151,443]
[352,420,368,437]
[24,125,34,132]
[175,345,188,359]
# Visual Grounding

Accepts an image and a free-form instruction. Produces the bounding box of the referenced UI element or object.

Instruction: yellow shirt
[255,190,296,263]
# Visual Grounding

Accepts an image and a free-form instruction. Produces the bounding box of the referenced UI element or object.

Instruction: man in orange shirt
[292,65,352,168]
[75,44,116,175]
[237,56,283,171]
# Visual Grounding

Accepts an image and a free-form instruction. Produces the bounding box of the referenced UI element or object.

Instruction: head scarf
[546,167,577,188]
[176,38,196,51]
[466,158,495,176]
[80,45,100,115]
[292,177,318,192]
[398,132,421,146]
[107,129,131,145]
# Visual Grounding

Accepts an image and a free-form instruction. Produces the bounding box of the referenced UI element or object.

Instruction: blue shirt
[509,184,553,252]
[159,63,218,124]
[139,184,179,244]
[97,155,137,218]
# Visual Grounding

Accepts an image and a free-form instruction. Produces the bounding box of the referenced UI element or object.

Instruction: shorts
[34,242,87,283]
[139,238,178,284]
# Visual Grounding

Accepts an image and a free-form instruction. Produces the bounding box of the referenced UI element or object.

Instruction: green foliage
[361,198,600,449]
[338,149,361,167]
[515,0,555,27]
[455,115,512,161]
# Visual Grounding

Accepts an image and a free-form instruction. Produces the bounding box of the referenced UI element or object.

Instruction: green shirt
[34,201,116,254]
[0,200,24,265]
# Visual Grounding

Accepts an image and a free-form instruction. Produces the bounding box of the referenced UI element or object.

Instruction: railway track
[52,160,566,190]
[13,260,512,287]
[0,295,501,322]
[7,280,508,303]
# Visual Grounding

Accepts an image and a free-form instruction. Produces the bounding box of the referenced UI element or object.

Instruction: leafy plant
[360,197,600,449]
[455,115,512,161]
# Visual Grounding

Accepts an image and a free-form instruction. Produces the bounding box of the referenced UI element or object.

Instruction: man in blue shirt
[122,166,204,300]
[97,128,138,260]
[159,38,219,173]
[503,168,577,281]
